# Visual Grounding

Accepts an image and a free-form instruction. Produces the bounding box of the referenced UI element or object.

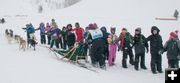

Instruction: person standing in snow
[49,25,61,49]
[61,26,68,50]
[36,23,46,44]
[45,23,52,45]
[160,32,180,68]
[87,23,106,69]
[119,28,134,68]
[83,27,90,61]
[22,24,30,40]
[51,19,58,28]
[100,26,110,60]
[66,24,76,49]
[72,22,84,43]
[146,26,163,74]
[23,23,36,42]
[133,28,148,70]
[107,27,119,66]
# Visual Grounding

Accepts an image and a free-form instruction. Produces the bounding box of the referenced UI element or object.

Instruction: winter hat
[51,19,55,22]
[26,24,29,27]
[75,22,80,27]
[135,27,141,33]
[88,23,95,30]
[85,27,89,30]
[100,26,107,33]
[170,32,178,39]
[111,27,116,32]
[151,26,160,34]
[40,23,44,27]
[122,28,127,31]
[93,23,98,28]
[67,24,72,31]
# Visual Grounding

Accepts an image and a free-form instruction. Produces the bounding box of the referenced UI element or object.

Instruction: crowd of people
[23,19,180,74]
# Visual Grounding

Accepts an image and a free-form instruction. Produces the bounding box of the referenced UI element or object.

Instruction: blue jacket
[26,24,35,34]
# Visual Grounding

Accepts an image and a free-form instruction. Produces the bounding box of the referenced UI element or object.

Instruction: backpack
[167,39,179,57]
[134,35,145,54]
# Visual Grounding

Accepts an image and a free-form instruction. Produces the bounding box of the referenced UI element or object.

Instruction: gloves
[158,50,163,55]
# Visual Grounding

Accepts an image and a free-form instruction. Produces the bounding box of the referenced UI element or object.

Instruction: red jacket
[72,27,84,43]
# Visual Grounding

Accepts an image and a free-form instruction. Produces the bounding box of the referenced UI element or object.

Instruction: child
[133,28,148,70]
[45,23,52,45]
[146,26,163,74]
[119,28,134,68]
[161,32,180,68]
[107,27,119,66]
[37,23,46,44]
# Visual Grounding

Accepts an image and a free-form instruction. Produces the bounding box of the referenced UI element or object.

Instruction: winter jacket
[163,38,180,60]
[67,31,76,47]
[62,28,68,41]
[119,32,133,50]
[133,34,148,54]
[146,27,163,54]
[101,27,110,46]
[45,25,51,33]
[83,31,90,45]
[26,24,35,34]
[45,25,52,37]
[37,23,46,35]
[51,21,58,28]
[50,28,61,40]
[72,27,84,43]
[108,34,119,44]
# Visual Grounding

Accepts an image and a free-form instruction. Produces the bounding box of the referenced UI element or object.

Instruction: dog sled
[49,44,99,73]
[52,43,87,62]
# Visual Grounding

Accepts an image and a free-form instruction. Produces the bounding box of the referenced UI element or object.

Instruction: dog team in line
[4,18,180,74]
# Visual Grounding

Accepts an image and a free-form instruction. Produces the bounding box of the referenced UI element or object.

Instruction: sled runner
[47,46,99,73]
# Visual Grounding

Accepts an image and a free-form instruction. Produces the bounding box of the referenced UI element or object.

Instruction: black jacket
[67,31,76,47]
[62,30,68,41]
[146,27,163,54]
[133,34,148,54]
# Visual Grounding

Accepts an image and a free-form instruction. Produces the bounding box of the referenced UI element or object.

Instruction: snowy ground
[0,0,180,83]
